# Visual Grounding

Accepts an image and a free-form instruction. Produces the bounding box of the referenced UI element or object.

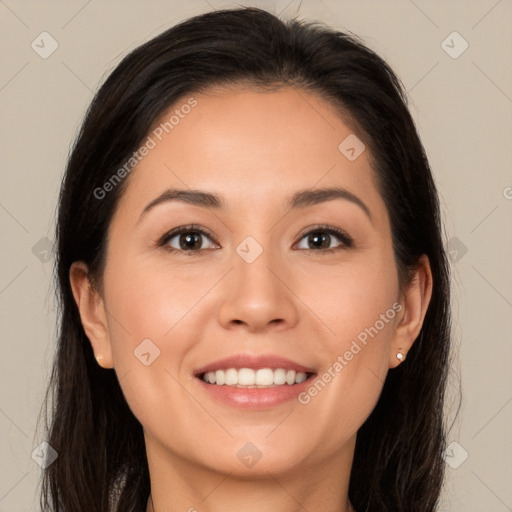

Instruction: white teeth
[286,370,296,385]
[273,368,287,385]
[238,368,255,385]
[201,368,309,387]
[225,368,238,385]
[215,370,225,385]
[255,368,274,386]
[295,372,307,383]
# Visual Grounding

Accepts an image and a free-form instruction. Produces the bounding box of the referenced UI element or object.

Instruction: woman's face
[74,86,426,480]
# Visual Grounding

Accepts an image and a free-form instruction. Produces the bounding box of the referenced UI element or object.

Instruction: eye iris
[308,232,330,249]
[180,232,202,250]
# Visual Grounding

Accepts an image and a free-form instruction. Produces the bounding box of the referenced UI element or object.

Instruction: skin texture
[70,87,432,512]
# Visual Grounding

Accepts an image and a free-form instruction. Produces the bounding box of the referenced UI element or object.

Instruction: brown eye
[160,226,218,252]
[176,232,205,250]
[295,226,353,251]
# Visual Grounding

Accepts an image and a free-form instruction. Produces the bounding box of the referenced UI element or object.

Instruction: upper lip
[194,354,316,376]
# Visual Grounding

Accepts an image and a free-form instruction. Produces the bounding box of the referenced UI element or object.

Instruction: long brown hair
[39,7,458,511]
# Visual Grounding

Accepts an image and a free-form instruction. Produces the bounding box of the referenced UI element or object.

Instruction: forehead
[115,86,382,219]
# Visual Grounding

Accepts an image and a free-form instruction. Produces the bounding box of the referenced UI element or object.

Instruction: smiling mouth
[198,368,316,387]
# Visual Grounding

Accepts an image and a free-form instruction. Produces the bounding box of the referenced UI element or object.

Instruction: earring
[95,354,105,367]
[396,351,406,362]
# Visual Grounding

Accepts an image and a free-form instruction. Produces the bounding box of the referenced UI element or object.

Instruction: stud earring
[396,351,406,362]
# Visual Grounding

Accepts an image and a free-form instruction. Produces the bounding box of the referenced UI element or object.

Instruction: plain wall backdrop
[0,0,511,510]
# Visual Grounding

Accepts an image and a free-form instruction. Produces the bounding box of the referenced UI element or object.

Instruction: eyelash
[157,223,354,255]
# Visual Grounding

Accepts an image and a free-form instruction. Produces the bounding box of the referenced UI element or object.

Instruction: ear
[389,254,433,369]
[69,261,114,369]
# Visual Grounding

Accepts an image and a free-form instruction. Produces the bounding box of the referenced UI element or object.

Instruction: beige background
[1,0,511,510]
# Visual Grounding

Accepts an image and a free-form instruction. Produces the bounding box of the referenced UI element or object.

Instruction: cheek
[101,259,226,416]
[292,250,399,428]
[295,246,399,348]
[101,263,206,431]
[104,256,221,343]
[297,311,397,457]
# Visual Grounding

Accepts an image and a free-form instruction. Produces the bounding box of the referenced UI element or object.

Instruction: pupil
[309,232,329,249]
[180,232,201,250]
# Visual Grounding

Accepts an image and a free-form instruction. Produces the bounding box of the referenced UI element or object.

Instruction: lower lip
[196,375,316,409]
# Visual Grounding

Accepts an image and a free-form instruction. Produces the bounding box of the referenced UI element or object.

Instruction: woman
[39,6,455,512]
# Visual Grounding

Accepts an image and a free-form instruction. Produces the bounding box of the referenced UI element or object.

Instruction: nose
[217,246,299,333]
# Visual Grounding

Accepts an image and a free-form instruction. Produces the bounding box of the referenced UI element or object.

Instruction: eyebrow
[138,186,372,223]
